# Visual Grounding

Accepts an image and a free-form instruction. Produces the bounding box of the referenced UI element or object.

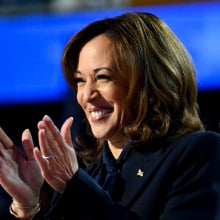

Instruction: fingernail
[44,115,50,121]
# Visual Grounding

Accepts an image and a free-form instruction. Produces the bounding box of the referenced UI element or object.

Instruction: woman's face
[75,35,129,146]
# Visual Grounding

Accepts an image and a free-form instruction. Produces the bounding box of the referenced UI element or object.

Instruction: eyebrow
[75,67,113,74]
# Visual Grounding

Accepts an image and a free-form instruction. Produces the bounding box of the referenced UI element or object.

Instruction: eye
[96,74,111,81]
[75,77,85,84]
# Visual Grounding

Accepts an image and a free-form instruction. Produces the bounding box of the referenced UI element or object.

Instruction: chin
[92,130,108,139]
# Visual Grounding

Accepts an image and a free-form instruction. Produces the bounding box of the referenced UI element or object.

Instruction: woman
[0,12,220,220]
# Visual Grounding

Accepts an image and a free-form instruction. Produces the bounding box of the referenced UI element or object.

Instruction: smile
[90,109,112,119]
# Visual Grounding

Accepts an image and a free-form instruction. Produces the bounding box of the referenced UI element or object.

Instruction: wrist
[9,201,40,220]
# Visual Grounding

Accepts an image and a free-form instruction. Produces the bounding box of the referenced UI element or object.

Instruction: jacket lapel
[119,148,165,207]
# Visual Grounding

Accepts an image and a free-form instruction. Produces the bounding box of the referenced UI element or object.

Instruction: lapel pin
[137,169,144,177]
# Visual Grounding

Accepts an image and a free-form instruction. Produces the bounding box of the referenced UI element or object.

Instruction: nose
[82,81,98,103]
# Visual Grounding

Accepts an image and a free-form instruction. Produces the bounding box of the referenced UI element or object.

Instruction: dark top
[1,130,220,219]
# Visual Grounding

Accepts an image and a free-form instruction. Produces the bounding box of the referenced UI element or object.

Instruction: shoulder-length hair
[62,12,204,165]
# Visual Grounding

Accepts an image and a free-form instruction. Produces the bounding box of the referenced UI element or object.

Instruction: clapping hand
[33,115,79,193]
[0,127,43,207]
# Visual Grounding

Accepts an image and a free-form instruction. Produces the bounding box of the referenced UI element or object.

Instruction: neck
[107,138,128,159]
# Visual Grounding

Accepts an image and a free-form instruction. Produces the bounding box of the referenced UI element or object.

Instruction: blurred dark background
[0,0,220,146]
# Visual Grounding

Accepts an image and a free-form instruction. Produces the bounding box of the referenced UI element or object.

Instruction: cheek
[115,90,129,113]
[76,92,83,108]
[113,88,128,104]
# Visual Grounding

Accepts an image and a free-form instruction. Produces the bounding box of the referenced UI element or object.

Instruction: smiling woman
[75,35,129,151]
[0,10,220,220]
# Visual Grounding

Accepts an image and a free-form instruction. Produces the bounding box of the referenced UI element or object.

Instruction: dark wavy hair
[62,12,204,165]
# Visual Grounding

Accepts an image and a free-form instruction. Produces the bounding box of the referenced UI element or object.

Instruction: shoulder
[176,130,220,151]
[173,130,220,164]
[181,130,220,144]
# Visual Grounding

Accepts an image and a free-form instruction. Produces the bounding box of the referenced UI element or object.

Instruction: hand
[0,127,44,206]
[34,115,79,193]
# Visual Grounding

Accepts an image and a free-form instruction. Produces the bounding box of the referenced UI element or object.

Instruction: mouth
[90,109,113,120]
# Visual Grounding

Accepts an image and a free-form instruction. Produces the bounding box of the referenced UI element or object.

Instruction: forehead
[79,35,114,58]
[77,35,114,72]
[82,34,112,48]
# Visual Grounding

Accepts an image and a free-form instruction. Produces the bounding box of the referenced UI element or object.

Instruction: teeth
[91,110,111,118]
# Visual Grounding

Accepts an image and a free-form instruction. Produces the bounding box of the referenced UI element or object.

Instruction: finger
[39,116,74,168]
[38,120,53,156]
[0,127,14,149]
[22,129,35,161]
[42,116,74,149]
[33,147,46,167]
[60,117,74,147]
[41,115,65,153]
[33,146,70,193]
[37,120,45,130]
[33,147,50,176]
[38,128,52,158]
[39,116,76,175]
[43,115,62,143]
[0,142,6,157]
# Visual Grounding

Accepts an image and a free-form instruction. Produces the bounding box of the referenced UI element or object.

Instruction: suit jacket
[40,130,220,220]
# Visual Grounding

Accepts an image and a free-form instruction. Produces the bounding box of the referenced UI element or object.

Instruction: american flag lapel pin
[137,169,144,177]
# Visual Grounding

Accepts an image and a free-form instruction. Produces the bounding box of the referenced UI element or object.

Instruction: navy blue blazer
[1,130,220,219]
[43,130,220,220]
